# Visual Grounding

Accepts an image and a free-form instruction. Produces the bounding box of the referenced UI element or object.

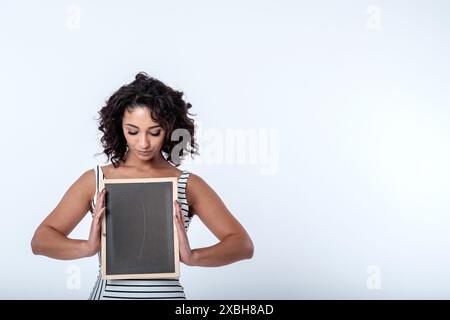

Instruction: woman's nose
[138,135,150,149]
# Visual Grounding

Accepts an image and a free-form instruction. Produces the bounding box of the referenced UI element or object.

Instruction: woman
[31,72,254,299]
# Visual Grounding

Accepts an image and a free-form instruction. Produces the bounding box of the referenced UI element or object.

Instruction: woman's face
[122,107,166,160]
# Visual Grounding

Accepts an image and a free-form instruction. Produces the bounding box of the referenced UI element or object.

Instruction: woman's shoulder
[183,172,217,205]
[184,171,202,184]
[68,167,97,202]
[78,167,96,184]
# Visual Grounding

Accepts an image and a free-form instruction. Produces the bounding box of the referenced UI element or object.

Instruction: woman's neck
[122,151,172,171]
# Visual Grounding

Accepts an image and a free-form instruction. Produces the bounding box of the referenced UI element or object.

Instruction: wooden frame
[99,177,180,280]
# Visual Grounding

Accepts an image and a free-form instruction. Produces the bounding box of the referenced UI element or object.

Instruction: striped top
[88,165,193,300]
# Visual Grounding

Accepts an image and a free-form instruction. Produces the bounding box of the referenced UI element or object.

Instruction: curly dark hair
[94,72,198,168]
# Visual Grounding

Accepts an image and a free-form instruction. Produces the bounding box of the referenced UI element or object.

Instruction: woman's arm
[31,169,96,260]
[186,174,254,267]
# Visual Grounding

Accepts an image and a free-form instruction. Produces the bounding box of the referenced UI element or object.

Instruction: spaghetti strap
[92,165,106,209]
[92,165,99,209]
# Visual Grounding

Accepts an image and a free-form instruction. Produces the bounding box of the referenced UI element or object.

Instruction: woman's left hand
[174,200,195,266]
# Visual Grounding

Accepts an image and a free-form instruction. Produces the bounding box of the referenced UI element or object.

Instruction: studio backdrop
[1,0,449,299]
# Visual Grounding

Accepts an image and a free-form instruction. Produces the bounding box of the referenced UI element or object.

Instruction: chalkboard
[99,177,180,280]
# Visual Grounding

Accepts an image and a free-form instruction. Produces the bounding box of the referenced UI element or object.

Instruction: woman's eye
[127,131,160,136]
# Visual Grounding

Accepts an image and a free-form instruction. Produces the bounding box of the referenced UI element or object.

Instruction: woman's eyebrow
[125,123,161,129]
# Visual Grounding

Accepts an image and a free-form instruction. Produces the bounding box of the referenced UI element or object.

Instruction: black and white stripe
[87,165,192,300]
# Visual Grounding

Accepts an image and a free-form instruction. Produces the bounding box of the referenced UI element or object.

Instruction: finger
[97,187,105,200]
[174,201,181,221]
[176,214,184,232]
[175,215,185,236]
[178,209,184,224]
[96,188,105,200]
[98,206,106,218]
[95,207,106,224]
[100,188,107,203]
[97,207,106,221]
[175,221,183,241]
[95,205,106,217]
[176,201,180,214]
[95,192,105,210]
[176,210,182,223]
[175,201,182,218]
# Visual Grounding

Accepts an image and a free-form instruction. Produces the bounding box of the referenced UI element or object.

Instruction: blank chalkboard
[99,177,179,280]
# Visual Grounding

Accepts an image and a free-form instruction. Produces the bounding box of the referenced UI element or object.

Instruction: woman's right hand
[84,188,106,257]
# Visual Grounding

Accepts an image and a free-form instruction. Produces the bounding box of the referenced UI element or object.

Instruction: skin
[31,106,254,267]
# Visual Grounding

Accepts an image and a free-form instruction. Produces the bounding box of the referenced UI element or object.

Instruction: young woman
[31,72,254,300]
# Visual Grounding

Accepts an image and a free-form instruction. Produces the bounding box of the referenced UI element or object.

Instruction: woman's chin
[136,151,153,158]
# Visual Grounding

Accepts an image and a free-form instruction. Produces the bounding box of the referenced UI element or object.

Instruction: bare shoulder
[78,168,96,200]
[186,173,206,197]
[185,172,223,211]
[68,168,97,207]
[186,172,208,191]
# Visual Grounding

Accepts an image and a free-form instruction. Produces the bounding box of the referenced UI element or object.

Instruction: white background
[1,0,449,299]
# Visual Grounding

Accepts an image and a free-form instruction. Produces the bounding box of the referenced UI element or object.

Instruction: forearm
[190,234,254,267]
[31,226,91,260]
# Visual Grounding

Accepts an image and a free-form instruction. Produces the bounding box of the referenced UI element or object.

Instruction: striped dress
[88,165,192,300]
